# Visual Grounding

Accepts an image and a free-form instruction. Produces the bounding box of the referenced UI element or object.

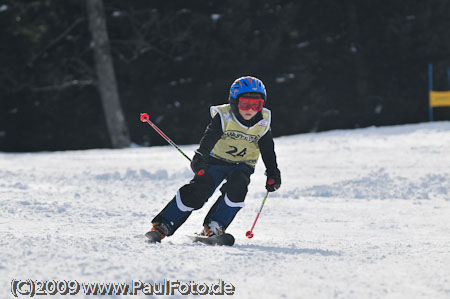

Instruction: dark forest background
[1,0,450,152]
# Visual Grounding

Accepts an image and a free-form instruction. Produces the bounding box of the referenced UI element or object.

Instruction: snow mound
[288,168,450,200]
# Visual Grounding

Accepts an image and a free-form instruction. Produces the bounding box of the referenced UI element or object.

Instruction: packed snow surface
[1,122,450,298]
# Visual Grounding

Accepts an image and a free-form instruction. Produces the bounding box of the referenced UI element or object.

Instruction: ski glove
[265,169,281,192]
[190,151,208,176]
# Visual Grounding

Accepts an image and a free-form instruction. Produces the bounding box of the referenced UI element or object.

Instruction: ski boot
[200,221,224,237]
[145,223,169,243]
[193,221,234,246]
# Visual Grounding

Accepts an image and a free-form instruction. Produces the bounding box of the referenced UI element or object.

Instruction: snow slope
[1,122,450,298]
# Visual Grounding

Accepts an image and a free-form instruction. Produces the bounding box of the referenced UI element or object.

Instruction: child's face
[238,107,258,120]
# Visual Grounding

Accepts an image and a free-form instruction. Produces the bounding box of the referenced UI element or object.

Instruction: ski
[188,233,235,246]
[145,231,235,246]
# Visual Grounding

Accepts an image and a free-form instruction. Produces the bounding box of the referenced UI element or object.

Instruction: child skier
[146,76,281,243]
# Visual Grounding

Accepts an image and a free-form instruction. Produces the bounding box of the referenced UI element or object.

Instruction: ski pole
[246,191,269,238]
[140,113,192,162]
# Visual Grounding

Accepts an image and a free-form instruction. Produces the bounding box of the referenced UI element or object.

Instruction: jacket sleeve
[196,114,223,156]
[258,129,280,175]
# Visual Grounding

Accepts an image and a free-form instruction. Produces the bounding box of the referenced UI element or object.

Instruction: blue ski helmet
[229,76,267,105]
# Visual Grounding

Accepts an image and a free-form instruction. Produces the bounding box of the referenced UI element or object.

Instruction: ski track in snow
[1,122,450,298]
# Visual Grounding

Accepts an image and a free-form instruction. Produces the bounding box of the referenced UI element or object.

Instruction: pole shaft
[249,191,269,233]
[144,117,192,162]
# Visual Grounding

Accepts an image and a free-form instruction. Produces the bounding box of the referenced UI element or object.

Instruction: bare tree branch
[28,17,85,67]
[30,79,95,92]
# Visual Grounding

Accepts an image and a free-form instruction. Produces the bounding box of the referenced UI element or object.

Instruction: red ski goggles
[238,97,264,112]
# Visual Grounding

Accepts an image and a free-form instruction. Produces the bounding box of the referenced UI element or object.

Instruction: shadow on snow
[233,244,341,256]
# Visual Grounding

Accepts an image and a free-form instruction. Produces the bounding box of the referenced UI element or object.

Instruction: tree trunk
[86,0,130,148]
